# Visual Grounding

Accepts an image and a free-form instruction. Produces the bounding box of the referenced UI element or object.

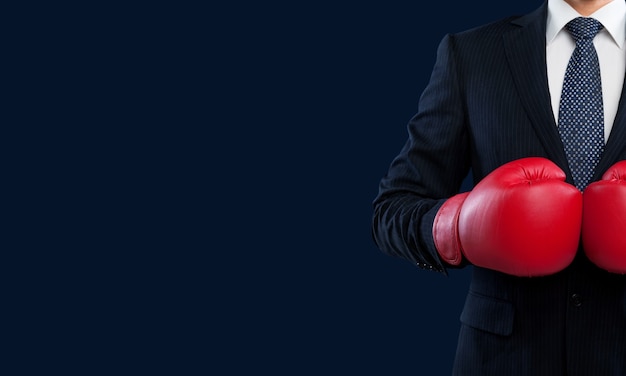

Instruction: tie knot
[566,17,603,41]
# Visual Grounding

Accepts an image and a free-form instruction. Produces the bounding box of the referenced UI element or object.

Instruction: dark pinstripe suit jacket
[372,2,626,375]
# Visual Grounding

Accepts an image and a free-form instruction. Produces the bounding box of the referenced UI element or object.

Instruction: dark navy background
[16,1,544,374]
[206,1,542,375]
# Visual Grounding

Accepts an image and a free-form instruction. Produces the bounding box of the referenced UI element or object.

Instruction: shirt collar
[547,0,626,48]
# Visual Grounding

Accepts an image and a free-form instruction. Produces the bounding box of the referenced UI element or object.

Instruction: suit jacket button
[570,293,582,307]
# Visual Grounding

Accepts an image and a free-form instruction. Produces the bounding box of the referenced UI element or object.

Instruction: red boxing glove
[582,161,626,274]
[433,157,582,276]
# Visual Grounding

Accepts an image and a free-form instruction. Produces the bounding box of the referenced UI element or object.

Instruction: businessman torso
[373,2,626,375]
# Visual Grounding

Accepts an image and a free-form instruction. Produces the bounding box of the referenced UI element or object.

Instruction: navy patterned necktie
[558,17,605,191]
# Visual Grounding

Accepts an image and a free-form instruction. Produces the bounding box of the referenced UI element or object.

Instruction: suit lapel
[595,77,626,178]
[503,1,626,181]
[503,3,572,177]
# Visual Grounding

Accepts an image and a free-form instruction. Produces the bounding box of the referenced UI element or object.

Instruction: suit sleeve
[372,34,471,274]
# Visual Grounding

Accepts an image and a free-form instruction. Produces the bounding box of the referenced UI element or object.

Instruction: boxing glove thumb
[582,161,626,273]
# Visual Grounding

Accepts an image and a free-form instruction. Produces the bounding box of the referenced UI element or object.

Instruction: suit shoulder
[435,15,530,63]
[453,16,523,39]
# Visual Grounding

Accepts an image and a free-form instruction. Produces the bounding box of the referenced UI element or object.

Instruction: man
[372,0,626,374]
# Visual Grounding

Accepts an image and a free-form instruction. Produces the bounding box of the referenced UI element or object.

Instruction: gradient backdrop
[208,1,543,375]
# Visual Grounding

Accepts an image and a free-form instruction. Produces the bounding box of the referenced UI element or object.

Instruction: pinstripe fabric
[372,2,626,375]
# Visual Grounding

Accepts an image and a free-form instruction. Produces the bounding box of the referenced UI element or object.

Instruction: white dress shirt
[546,0,626,142]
